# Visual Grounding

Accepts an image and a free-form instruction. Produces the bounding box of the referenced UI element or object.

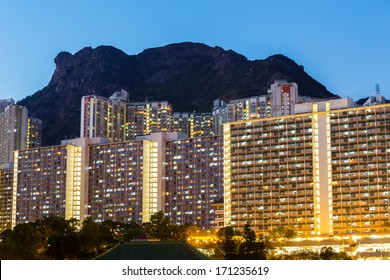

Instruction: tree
[100,220,128,244]
[78,217,102,259]
[269,226,296,241]
[42,216,80,259]
[237,223,267,259]
[218,226,238,260]
[0,225,39,259]
[143,211,188,241]
[170,224,188,241]
[320,247,351,260]
[186,225,199,238]
[122,222,144,242]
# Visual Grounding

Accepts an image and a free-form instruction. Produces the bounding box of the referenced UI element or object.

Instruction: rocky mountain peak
[18,42,335,145]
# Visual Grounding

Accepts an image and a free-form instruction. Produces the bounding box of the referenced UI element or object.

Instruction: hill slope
[18,42,336,145]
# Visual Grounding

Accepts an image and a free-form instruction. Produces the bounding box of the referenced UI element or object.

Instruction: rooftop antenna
[375,83,380,95]
[374,83,383,103]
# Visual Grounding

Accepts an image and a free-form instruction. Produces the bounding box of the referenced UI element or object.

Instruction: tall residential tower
[0,99,28,163]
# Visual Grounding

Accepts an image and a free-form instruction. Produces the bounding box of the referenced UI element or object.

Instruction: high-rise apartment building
[212,99,228,135]
[10,132,223,229]
[191,113,214,138]
[88,140,145,224]
[0,99,14,112]
[165,135,223,228]
[268,79,298,116]
[224,113,315,236]
[7,83,390,239]
[88,133,223,228]
[127,101,173,138]
[224,101,390,237]
[0,99,28,163]
[145,101,172,134]
[13,145,81,227]
[27,117,43,149]
[81,91,174,141]
[12,137,106,228]
[330,105,390,235]
[126,102,147,139]
[227,95,269,122]
[172,112,191,136]
[0,162,13,232]
[213,80,298,134]
[172,112,214,138]
[80,91,128,142]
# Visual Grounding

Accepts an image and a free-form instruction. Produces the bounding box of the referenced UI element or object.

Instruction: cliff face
[18,42,335,145]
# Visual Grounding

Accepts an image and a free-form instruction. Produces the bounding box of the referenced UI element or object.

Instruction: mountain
[356,96,389,105]
[18,42,336,145]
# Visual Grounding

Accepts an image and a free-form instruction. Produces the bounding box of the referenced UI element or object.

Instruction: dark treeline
[0,213,351,260]
[0,212,187,260]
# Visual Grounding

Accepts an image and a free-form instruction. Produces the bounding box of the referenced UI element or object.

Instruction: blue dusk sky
[0,0,389,102]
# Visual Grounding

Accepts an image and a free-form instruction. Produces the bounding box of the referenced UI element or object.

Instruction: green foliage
[185,225,199,237]
[269,226,297,241]
[0,214,192,259]
[0,227,39,259]
[78,217,102,258]
[0,216,82,259]
[242,223,256,243]
[0,216,120,260]
[142,211,189,241]
[320,247,351,260]
[217,226,238,260]
[2,215,353,261]
[237,223,267,260]
[39,216,80,259]
[0,242,37,260]
[122,222,144,242]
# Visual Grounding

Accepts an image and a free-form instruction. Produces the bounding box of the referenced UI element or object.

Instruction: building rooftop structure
[95,241,209,260]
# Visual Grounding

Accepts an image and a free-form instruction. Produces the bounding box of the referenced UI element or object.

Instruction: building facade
[224,113,315,236]
[224,101,390,237]
[212,99,228,135]
[127,101,173,138]
[330,105,390,235]
[81,91,174,141]
[0,163,13,232]
[213,80,298,134]
[12,145,82,227]
[88,140,144,224]
[80,92,128,142]
[27,117,43,149]
[10,133,223,229]
[165,135,223,228]
[0,100,28,163]
[268,79,298,116]
[7,89,390,239]
[172,112,214,138]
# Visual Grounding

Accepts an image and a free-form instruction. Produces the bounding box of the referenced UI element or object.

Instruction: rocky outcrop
[18,42,335,145]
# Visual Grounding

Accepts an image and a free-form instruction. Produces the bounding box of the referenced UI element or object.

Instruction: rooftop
[95,241,210,260]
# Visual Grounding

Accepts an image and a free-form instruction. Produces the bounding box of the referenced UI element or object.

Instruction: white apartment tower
[212,80,298,133]
[268,79,298,116]
[80,90,128,142]
[0,99,28,163]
